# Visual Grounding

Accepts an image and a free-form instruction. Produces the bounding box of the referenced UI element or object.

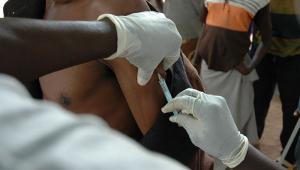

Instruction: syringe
[158,74,178,115]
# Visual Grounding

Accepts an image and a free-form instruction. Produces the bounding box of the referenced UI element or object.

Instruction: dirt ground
[259,96,283,160]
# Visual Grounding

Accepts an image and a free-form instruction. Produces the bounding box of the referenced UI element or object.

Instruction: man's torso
[40,0,151,136]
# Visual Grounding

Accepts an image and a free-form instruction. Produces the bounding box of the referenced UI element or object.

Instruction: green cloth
[255,0,300,57]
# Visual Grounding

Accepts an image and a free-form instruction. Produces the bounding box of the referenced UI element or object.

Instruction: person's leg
[277,55,300,163]
[253,53,277,138]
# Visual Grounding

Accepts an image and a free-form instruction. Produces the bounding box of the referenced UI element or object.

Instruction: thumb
[137,69,153,86]
[163,52,180,70]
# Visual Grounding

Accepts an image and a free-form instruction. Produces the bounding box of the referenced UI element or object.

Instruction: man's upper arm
[254,5,272,45]
[182,54,204,91]
[107,58,165,135]
[103,0,165,135]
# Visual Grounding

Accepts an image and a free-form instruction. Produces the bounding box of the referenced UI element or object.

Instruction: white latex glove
[98,11,182,86]
[161,88,249,168]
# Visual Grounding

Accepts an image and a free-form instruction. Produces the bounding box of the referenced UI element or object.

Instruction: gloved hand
[161,88,249,168]
[98,11,182,86]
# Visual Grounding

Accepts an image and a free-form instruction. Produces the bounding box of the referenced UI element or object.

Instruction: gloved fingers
[161,23,182,71]
[169,114,197,128]
[176,88,202,98]
[161,96,195,116]
[162,51,181,70]
[127,11,165,19]
[137,69,153,86]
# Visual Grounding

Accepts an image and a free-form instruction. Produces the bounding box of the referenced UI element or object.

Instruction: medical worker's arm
[162,88,284,170]
[0,18,116,82]
[235,145,283,170]
[0,12,181,85]
[0,74,187,170]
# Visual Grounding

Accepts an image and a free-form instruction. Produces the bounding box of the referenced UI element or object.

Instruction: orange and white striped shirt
[198,0,270,71]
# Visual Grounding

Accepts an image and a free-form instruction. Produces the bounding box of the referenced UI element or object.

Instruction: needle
[158,74,178,115]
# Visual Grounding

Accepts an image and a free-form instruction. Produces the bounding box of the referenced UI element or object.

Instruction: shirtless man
[40,0,163,137]
[4,0,206,167]
[37,0,208,167]
[41,0,203,135]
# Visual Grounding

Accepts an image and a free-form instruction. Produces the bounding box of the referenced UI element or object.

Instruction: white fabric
[161,88,249,168]
[200,58,259,143]
[200,57,259,170]
[98,11,182,86]
[0,74,187,170]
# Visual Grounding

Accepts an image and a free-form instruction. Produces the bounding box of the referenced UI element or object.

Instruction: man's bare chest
[45,0,146,20]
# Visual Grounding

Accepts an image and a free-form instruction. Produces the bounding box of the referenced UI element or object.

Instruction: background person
[194,0,272,169]
[162,88,285,170]
[163,0,204,64]
[252,0,300,164]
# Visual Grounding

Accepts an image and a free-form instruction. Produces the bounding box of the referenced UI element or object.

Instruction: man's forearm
[234,145,284,170]
[249,42,269,70]
[0,18,117,82]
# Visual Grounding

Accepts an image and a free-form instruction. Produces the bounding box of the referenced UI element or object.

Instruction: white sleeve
[0,74,188,170]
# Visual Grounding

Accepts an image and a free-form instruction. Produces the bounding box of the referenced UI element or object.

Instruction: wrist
[97,14,125,60]
[221,134,249,168]
[96,18,118,59]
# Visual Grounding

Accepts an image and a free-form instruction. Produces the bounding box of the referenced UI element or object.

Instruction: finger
[169,114,197,128]
[137,69,153,86]
[176,88,202,98]
[169,115,181,126]
[162,52,180,70]
[161,96,194,115]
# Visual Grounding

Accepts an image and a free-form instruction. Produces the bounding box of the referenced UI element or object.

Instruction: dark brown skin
[0,17,117,83]
[182,53,204,91]
[0,3,285,169]
[234,145,284,170]
[235,5,272,75]
[40,0,165,135]
[0,0,203,136]
[41,0,203,136]
[236,5,272,75]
